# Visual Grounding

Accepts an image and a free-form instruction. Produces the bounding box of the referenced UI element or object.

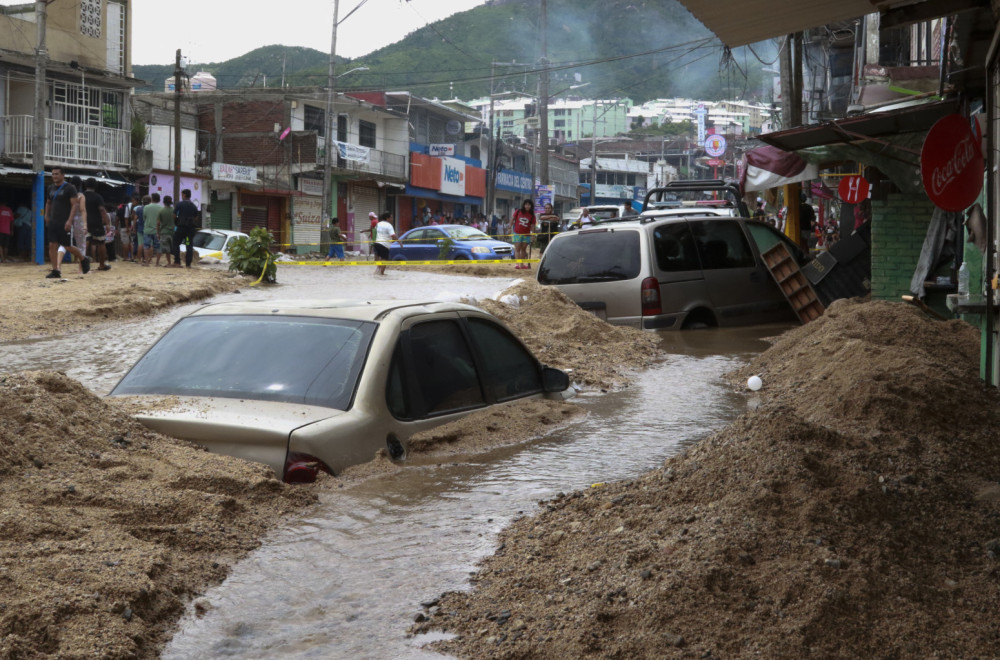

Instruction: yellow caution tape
[249,254,273,286]
[277,258,540,266]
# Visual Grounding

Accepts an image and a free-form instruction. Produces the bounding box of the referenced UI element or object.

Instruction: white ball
[747,375,762,391]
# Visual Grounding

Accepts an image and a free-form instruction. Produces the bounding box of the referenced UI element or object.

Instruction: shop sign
[337,141,371,163]
[920,114,983,212]
[838,175,870,204]
[495,169,533,194]
[429,144,455,157]
[534,184,553,211]
[299,178,323,196]
[440,157,466,196]
[704,134,727,157]
[212,162,257,184]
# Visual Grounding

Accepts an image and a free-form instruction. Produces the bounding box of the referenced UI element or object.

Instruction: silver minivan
[536,214,803,330]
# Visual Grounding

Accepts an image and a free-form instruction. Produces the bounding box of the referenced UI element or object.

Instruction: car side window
[407,320,485,416]
[404,229,428,245]
[465,317,542,401]
[692,220,755,270]
[653,222,700,272]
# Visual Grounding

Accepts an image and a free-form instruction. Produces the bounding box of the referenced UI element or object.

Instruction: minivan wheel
[386,435,406,461]
[681,309,716,330]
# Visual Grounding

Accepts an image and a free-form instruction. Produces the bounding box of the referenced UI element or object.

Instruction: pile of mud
[0,371,315,658]
[474,279,662,389]
[419,299,1000,658]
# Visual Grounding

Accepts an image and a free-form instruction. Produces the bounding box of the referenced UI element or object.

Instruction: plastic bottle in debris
[958,262,970,298]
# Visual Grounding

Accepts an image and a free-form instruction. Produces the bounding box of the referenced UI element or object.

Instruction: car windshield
[444,226,489,240]
[111,315,377,409]
[192,232,226,250]
[537,229,641,284]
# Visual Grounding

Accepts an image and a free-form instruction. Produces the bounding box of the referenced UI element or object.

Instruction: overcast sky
[131,0,488,65]
[0,0,488,65]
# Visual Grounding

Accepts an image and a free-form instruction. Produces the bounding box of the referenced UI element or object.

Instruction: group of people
[40,166,201,279]
[0,199,31,264]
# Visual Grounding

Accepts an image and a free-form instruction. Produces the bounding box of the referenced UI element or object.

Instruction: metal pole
[173,50,183,204]
[538,0,549,186]
[322,0,340,228]
[590,102,597,205]
[487,61,496,218]
[31,0,47,264]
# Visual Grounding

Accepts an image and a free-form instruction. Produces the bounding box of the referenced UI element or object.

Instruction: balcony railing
[1,115,130,169]
[322,138,407,181]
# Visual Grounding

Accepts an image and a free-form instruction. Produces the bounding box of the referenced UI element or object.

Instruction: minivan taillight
[283,451,333,484]
[641,277,662,316]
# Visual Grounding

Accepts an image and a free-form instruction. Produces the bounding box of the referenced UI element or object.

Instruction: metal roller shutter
[352,184,379,253]
[209,192,231,230]
[241,193,267,232]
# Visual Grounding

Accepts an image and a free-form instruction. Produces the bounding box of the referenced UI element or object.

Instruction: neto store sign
[440,157,466,196]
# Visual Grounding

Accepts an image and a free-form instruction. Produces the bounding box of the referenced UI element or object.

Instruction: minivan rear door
[649,221,707,316]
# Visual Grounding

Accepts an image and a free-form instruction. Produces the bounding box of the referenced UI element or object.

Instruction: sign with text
[429,144,456,157]
[838,175,870,204]
[920,114,983,212]
[704,134,727,158]
[212,162,257,184]
[439,157,466,196]
[534,184,554,212]
[336,141,371,164]
[299,177,324,197]
[495,169,533,194]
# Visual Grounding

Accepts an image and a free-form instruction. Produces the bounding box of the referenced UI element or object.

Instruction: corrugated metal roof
[675,0,886,47]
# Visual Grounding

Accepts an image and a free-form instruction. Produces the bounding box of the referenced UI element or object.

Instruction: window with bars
[304,105,325,135]
[51,81,126,130]
[359,119,376,148]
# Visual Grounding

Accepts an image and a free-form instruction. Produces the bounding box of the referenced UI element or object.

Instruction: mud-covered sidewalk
[417,299,1000,659]
[0,261,248,342]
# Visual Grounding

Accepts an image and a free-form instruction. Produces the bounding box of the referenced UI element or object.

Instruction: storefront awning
[0,166,35,176]
[756,100,957,152]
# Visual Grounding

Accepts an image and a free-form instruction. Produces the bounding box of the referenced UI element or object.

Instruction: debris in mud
[419,299,1000,659]
[473,279,662,389]
[0,371,315,658]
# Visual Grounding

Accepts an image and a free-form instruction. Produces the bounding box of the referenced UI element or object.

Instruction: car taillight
[283,451,333,484]
[641,277,661,316]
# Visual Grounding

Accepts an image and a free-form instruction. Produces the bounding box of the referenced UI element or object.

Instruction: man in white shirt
[373,211,400,276]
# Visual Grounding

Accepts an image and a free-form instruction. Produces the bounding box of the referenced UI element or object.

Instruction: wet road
[0,265,784,659]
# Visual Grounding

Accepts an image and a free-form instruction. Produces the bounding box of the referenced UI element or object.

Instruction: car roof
[411,224,481,231]
[185,299,484,322]
[196,229,246,236]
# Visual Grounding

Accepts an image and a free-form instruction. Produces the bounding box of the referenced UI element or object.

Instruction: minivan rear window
[690,220,755,270]
[538,229,641,284]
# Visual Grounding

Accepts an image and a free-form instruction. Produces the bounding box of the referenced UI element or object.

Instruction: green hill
[133,1,772,103]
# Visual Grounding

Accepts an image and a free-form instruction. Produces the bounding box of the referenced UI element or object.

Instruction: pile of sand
[473,279,662,389]
[419,299,1000,658]
[0,262,247,341]
[0,371,315,658]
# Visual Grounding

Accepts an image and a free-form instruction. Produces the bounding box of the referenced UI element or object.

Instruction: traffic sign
[704,134,727,158]
[707,158,725,167]
[838,176,870,204]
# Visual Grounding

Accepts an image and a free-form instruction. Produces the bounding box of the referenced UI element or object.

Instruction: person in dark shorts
[82,178,111,271]
[172,188,200,267]
[44,167,90,278]
[373,211,399,276]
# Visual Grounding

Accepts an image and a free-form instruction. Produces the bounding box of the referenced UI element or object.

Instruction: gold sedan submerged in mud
[109,300,573,483]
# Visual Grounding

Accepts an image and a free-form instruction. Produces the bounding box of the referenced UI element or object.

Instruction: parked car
[536,213,803,330]
[108,300,572,482]
[178,229,249,263]
[389,224,514,261]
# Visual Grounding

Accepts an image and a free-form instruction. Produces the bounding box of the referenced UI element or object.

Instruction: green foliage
[438,236,455,259]
[131,1,776,104]
[228,227,277,283]
[130,115,148,150]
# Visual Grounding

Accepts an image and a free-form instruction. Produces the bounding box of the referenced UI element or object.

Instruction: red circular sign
[838,175,870,204]
[920,114,983,212]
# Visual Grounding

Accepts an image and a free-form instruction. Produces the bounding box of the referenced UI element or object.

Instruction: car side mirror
[541,366,570,393]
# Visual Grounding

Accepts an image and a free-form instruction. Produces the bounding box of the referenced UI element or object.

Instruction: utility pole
[321,0,340,231]
[31,0,47,264]
[537,0,550,186]
[173,49,183,205]
[487,60,497,219]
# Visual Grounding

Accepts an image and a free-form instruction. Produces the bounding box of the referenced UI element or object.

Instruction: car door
[650,220,708,317]
[691,218,788,324]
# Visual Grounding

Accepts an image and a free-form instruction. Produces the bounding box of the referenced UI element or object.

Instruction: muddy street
[0,264,779,658]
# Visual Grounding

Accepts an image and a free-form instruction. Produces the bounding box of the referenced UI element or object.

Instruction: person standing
[537,202,560,254]
[132,195,146,265]
[373,212,399,276]
[82,178,111,271]
[327,217,345,261]
[141,193,163,266]
[157,195,176,267]
[44,167,90,278]
[0,199,13,263]
[13,202,31,260]
[68,176,87,254]
[511,198,535,269]
[173,189,200,268]
[573,207,594,229]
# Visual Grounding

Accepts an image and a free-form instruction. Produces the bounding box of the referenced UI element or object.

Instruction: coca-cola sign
[920,114,983,212]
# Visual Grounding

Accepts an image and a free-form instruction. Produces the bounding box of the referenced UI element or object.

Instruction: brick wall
[870,193,937,300]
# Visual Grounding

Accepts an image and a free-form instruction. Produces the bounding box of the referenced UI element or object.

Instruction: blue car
[389,224,514,261]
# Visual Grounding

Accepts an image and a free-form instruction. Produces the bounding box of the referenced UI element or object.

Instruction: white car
[178,229,248,263]
[109,300,573,482]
